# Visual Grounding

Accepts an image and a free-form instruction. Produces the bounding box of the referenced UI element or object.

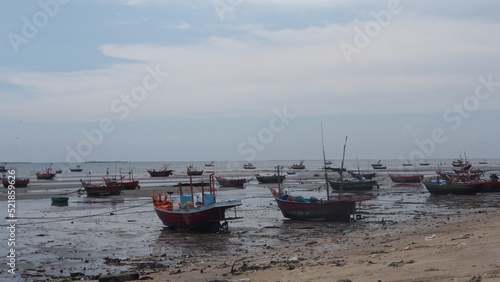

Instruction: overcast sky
[1,0,499,163]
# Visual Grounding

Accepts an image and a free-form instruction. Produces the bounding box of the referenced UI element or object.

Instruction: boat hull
[422,181,482,195]
[389,174,423,183]
[147,170,173,177]
[84,184,124,196]
[154,200,242,231]
[216,177,247,188]
[2,178,30,188]
[329,180,378,191]
[36,173,56,180]
[256,175,285,184]
[481,180,500,193]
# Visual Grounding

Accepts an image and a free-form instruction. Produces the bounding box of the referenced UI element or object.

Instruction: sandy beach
[2,163,500,281]
[139,205,500,282]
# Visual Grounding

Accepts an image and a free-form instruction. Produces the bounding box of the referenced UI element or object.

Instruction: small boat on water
[371,160,386,169]
[419,160,430,166]
[290,160,305,169]
[0,164,7,173]
[70,165,83,172]
[255,173,285,184]
[402,163,413,167]
[152,175,242,232]
[215,176,247,188]
[147,164,174,177]
[205,161,215,167]
[388,173,424,183]
[243,163,256,169]
[324,166,346,172]
[2,177,30,188]
[80,180,124,196]
[478,159,488,165]
[187,166,203,176]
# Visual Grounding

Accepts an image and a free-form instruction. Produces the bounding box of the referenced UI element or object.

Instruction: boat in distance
[388,173,424,183]
[147,164,173,177]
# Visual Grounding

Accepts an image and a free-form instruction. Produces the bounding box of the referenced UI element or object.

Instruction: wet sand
[2,167,500,281]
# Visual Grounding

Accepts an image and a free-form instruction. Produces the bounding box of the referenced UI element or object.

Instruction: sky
[1,0,499,163]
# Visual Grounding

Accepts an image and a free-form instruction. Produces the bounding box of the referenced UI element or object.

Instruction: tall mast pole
[339,136,348,199]
[321,123,330,201]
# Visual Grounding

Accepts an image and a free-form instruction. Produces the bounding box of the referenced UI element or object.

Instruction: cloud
[163,21,192,30]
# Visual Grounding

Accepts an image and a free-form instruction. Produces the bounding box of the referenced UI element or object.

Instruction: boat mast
[338,136,348,199]
[321,123,330,201]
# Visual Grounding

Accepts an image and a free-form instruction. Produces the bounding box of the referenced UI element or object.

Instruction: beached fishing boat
[324,166,346,172]
[152,175,242,231]
[421,179,483,195]
[255,173,285,184]
[215,176,247,188]
[81,180,124,196]
[478,159,488,165]
[0,164,7,173]
[51,196,69,203]
[388,173,424,183]
[271,135,370,222]
[103,174,139,190]
[187,166,203,176]
[481,174,500,193]
[70,165,83,172]
[2,177,30,188]
[36,167,57,180]
[348,171,377,180]
[402,163,413,167]
[329,178,378,191]
[243,163,256,169]
[371,160,386,169]
[290,160,305,169]
[147,164,173,177]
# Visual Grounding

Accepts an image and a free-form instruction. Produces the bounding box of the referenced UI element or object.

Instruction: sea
[1,159,500,280]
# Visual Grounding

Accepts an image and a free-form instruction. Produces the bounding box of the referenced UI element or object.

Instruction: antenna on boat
[339,136,348,199]
[321,123,330,201]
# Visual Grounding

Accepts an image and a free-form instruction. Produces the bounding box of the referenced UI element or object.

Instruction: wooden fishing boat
[103,176,139,190]
[152,175,242,231]
[70,165,83,172]
[271,135,370,222]
[2,177,30,188]
[243,163,256,169]
[481,174,500,192]
[0,164,7,173]
[255,173,285,184]
[290,160,305,169]
[419,160,430,166]
[371,160,386,169]
[51,196,69,203]
[187,166,203,176]
[348,171,377,180]
[324,166,346,172]
[478,159,488,165]
[329,178,378,191]
[421,180,483,195]
[205,161,215,167]
[81,180,123,196]
[402,163,413,167]
[36,167,57,180]
[388,173,424,183]
[215,176,247,188]
[147,165,173,177]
